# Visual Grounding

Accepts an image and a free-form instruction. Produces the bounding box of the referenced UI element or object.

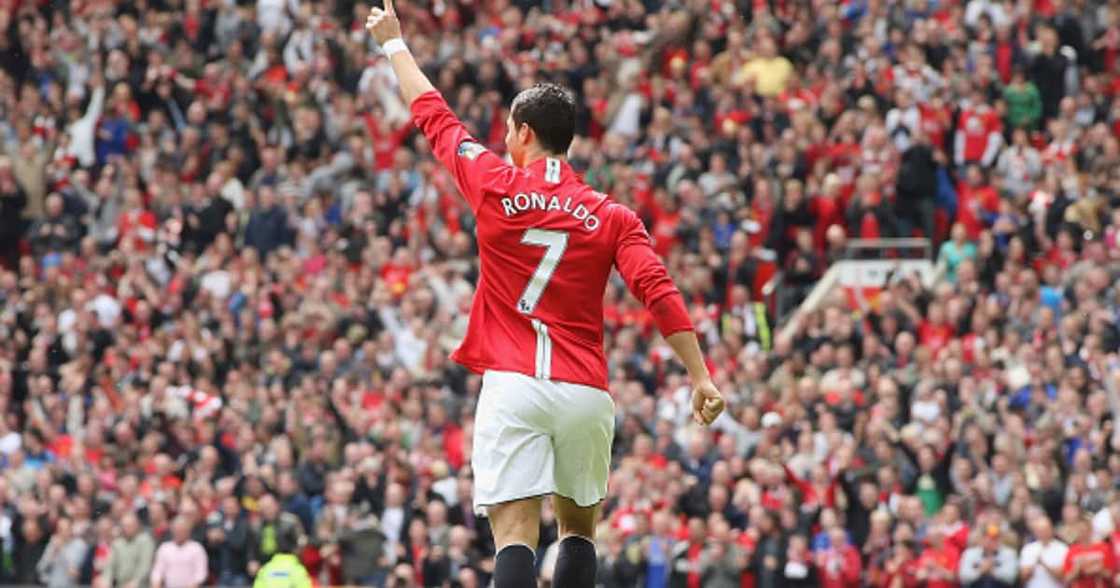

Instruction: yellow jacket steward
[253,554,313,588]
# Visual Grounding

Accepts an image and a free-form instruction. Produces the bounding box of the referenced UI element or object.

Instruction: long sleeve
[993,548,1018,584]
[1027,85,1042,126]
[64,541,88,579]
[68,85,105,167]
[782,464,816,502]
[981,131,1003,167]
[958,548,982,584]
[36,544,54,582]
[409,91,516,213]
[612,206,692,337]
[378,305,404,337]
[149,545,167,587]
[307,151,355,194]
[105,545,119,586]
[995,149,1010,178]
[282,30,313,72]
[934,442,956,496]
[188,543,208,586]
[137,536,156,585]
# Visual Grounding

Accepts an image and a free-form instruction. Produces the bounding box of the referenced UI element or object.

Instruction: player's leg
[548,384,615,588]
[551,495,600,588]
[472,371,557,587]
[488,496,543,588]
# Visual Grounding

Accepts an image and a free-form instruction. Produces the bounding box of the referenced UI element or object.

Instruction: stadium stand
[2,0,1120,586]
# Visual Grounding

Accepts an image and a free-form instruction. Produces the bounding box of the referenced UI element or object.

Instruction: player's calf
[488,498,544,588]
[494,543,537,588]
[552,535,597,588]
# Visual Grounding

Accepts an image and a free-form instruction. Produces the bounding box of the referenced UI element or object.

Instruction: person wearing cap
[958,523,1018,587]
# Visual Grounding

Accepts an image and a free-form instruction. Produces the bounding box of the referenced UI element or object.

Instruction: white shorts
[472,370,615,516]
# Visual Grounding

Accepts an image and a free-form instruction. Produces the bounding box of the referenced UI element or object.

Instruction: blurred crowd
[3,0,1120,586]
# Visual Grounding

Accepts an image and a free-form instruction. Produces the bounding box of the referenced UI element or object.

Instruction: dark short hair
[276,523,301,554]
[510,83,576,155]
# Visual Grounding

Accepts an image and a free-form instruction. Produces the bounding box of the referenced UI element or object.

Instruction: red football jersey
[411,91,693,390]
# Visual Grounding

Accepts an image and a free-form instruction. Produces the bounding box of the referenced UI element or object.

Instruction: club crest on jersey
[500,192,602,232]
[457,141,485,160]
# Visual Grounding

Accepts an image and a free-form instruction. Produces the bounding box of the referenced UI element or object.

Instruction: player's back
[409,91,683,391]
[451,156,620,389]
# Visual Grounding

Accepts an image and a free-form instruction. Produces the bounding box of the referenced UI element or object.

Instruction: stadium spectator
[35,518,89,588]
[9,0,1120,586]
[958,524,1018,587]
[1019,514,1068,588]
[150,517,208,588]
[206,495,252,587]
[105,512,156,588]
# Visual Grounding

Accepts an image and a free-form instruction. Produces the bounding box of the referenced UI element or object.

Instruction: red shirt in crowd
[877,557,920,588]
[956,180,999,240]
[363,114,413,171]
[1064,541,1117,588]
[687,540,703,588]
[919,103,951,150]
[955,106,1002,164]
[818,543,861,588]
[409,91,693,390]
[117,208,158,251]
[916,544,960,588]
[918,319,955,354]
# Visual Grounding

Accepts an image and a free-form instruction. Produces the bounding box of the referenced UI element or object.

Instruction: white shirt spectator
[381,505,406,563]
[66,85,105,168]
[257,0,298,35]
[200,269,233,300]
[608,93,644,138]
[964,0,1010,30]
[90,293,122,329]
[996,144,1043,199]
[885,104,921,152]
[0,428,20,455]
[1019,538,1068,588]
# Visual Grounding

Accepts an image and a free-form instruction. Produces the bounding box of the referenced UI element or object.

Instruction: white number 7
[517,228,568,314]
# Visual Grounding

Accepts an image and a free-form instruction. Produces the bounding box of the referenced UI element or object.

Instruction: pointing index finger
[384,0,396,16]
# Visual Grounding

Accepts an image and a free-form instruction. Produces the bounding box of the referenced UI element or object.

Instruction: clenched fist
[691,379,725,426]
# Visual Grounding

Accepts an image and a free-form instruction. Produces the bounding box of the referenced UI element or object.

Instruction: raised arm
[365,0,434,107]
[365,0,514,212]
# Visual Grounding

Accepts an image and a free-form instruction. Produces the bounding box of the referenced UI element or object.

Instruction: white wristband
[382,38,408,57]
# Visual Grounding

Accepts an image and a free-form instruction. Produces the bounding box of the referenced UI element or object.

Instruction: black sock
[552,535,597,588]
[494,543,536,588]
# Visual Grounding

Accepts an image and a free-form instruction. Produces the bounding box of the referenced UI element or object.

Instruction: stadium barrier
[776,238,936,341]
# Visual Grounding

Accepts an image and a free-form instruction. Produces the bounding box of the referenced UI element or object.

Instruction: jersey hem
[451,354,609,391]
